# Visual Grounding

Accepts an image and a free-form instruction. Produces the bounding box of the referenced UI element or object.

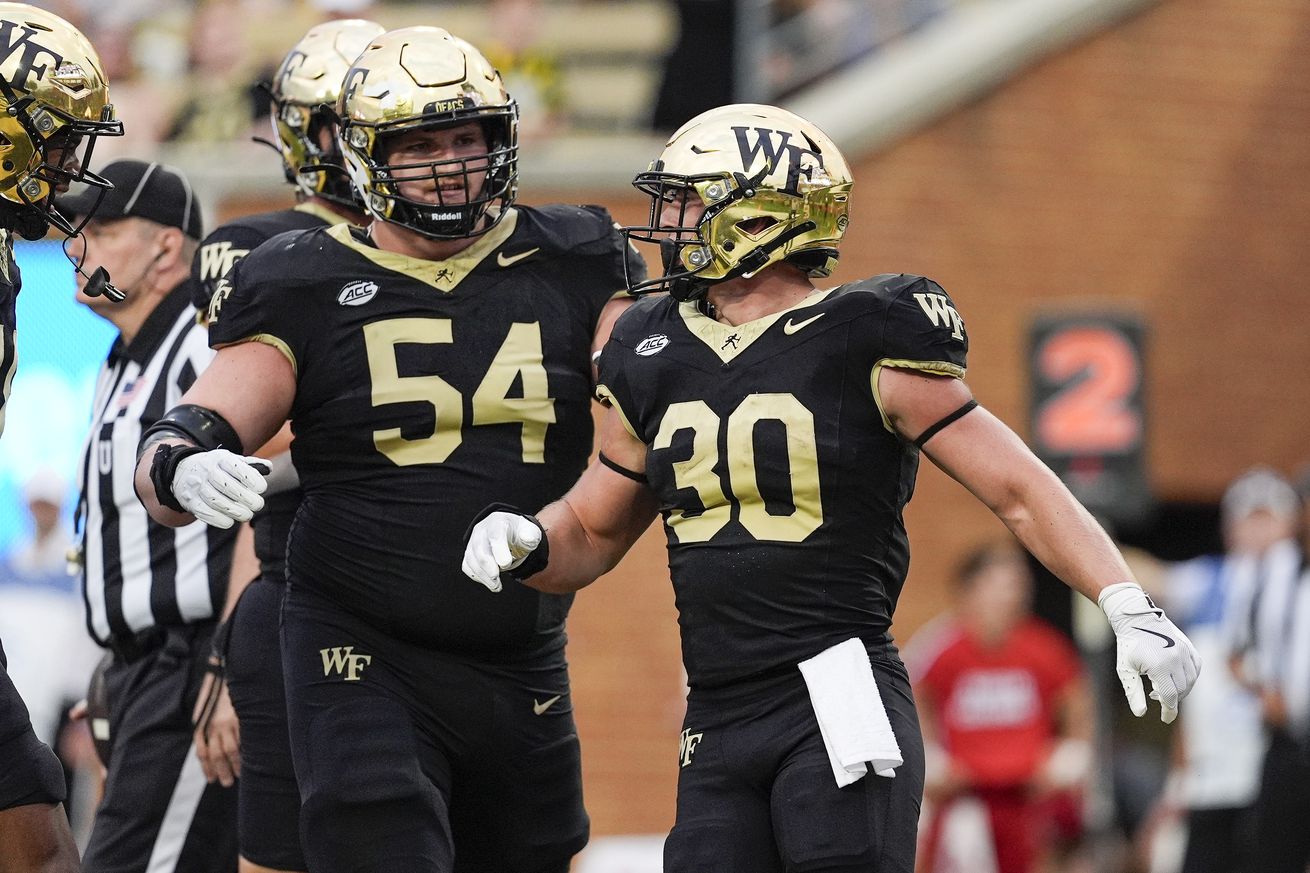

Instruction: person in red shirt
[911,541,1092,873]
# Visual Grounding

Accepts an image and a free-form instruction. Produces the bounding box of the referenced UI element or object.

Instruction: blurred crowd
[24,0,964,150]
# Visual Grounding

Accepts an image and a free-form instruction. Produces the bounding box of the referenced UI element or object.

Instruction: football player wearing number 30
[133,26,640,873]
[461,103,1202,873]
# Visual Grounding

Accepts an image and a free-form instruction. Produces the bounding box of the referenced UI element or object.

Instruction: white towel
[798,637,903,787]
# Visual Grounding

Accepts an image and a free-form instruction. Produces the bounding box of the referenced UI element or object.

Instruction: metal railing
[736,0,967,103]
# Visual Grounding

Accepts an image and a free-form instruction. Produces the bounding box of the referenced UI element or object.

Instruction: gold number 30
[654,393,823,543]
[363,318,557,465]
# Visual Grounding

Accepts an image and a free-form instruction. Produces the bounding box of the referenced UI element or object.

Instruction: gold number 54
[364,317,557,465]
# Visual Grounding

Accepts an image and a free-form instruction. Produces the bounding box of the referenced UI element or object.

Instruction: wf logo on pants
[320,646,372,681]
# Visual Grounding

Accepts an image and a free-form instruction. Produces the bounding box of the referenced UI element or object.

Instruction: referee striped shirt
[78,284,235,646]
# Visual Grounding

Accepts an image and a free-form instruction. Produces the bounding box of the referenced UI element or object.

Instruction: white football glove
[173,449,270,529]
[1099,582,1201,724]
[462,511,544,593]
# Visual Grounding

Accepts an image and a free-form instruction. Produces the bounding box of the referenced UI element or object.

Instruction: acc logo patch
[635,334,669,357]
[338,280,379,306]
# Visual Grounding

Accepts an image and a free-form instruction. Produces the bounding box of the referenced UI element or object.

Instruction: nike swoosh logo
[533,694,563,715]
[1134,626,1176,648]
[782,313,825,335]
[497,247,540,268]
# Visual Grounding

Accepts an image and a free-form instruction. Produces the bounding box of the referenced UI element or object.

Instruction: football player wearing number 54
[133,26,641,873]
[462,103,1202,873]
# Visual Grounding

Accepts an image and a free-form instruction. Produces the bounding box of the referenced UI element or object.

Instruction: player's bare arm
[880,367,1132,603]
[0,803,80,873]
[880,365,1201,722]
[134,341,295,527]
[463,403,659,593]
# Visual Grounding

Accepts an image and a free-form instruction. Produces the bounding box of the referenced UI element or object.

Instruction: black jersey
[192,201,348,576]
[597,274,969,688]
[210,205,640,655]
[0,232,18,436]
[191,202,340,319]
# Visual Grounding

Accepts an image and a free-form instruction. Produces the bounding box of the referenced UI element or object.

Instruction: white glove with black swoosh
[1099,582,1201,723]
[173,449,270,529]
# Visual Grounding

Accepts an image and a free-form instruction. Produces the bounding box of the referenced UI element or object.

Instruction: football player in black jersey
[462,104,1203,873]
[185,19,383,873]
[133,26,640,873]
[0,5,121,871]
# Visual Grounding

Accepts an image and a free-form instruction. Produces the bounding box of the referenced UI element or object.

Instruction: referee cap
[58,159,203,240]
[1222,467,1300,523]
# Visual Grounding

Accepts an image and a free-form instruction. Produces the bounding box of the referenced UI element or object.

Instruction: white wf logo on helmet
[337,280,379,306]
[636,334,670,356]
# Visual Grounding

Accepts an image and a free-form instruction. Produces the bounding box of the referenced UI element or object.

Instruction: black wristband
[463,502,550,581]
[150,443,204,513]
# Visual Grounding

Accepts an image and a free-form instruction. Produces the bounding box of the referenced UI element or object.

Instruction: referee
[1221,468,1308,873]
[63,160,238,872]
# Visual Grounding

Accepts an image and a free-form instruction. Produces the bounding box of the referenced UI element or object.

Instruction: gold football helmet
[338,26,518,239]
[0,2,122,239]
[624,103,852,300]
[271,18,384,208]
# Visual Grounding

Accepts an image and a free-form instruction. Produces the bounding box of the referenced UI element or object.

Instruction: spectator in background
[82,19,179,159]
[483,0,566,141]
[1160,469,1288,873]
[909,541,1092,873]
[1221,467,1310,873]
[165,0,269,143]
